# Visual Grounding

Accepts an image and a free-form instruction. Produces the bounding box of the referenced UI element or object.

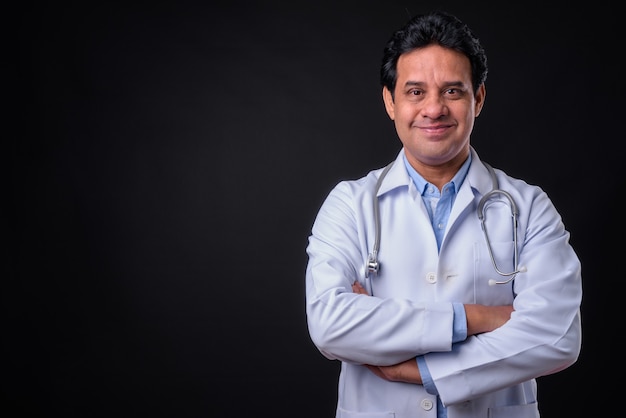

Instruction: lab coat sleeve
[426,180,582,406]
[306,178,455,366]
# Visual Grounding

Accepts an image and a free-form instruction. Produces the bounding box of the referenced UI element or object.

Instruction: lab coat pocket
[337,408,395,418]
[488,401,539,417]
[475,240,516,304]
[483,240,516,280]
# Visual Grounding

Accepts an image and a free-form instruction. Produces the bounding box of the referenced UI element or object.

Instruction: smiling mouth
[419,124,451,135]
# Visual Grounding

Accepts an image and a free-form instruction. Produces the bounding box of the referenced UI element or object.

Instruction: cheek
[450,104,475,125]
[394,103,418,122]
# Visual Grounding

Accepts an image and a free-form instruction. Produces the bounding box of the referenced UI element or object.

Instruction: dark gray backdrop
[9,1,620,416]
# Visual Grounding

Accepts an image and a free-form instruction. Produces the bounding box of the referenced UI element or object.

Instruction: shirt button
[437,223,444,230]
[426,272,437,283]
[420,398,434,410]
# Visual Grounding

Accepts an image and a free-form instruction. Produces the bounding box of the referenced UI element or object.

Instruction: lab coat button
[426,272,437,283]
[420,399,434,410]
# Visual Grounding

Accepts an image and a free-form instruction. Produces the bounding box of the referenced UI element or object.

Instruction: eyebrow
[403,80,467,88]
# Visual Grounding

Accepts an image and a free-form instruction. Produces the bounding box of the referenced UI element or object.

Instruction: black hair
[380,11,488,97]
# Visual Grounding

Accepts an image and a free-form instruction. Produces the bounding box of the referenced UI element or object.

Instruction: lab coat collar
[375,146,494,198]
[374,150,412,197]
[465,146,499,196]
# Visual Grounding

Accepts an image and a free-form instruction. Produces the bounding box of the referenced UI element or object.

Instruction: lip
[417,124,453,136]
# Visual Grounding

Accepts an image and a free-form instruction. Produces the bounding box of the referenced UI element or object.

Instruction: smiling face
[383,44,486,183]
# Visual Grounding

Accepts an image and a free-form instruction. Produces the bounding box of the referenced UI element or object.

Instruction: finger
[352,281,368,295]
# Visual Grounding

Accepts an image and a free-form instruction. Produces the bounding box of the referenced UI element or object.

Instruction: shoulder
[329,162,397,200]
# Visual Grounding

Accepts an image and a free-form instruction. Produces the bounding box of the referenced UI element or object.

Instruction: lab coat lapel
[447,147,495,231]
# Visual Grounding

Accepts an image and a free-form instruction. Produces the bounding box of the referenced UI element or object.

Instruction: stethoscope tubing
[366,161,524,286]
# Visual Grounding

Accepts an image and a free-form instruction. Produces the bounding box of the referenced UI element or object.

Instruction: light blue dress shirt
[403,153,471,418]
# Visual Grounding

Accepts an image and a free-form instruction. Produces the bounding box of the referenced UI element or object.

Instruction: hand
[364,358,422,384]
[352,281,422,384]
[352,280,368,295]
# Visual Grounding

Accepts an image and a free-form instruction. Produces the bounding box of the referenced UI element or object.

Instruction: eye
[408,88,424,96]
[444,88,464,98]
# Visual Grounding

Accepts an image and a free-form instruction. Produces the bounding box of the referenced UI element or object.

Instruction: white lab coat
[305,147,582,418]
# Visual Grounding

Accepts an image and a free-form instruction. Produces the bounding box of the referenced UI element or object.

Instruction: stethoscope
[365,161,526,287]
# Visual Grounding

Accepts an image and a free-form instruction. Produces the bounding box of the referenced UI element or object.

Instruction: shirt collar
[402,151,472,195]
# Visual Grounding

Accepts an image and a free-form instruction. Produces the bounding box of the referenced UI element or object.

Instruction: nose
[421,93,448,119]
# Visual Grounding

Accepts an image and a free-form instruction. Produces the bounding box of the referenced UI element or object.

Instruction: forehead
[396,44,472,82]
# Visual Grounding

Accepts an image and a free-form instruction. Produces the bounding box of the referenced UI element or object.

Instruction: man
[305,10,582,418]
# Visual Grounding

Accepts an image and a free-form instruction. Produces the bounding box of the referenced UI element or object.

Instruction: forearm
[357,282,513,337]
[464,304,514,336]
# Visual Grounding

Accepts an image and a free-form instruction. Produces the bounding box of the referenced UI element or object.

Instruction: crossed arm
[351,281,514,384]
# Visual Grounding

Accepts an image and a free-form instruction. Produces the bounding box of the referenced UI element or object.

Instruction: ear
[382,86,395,120]
[474,83,486,117]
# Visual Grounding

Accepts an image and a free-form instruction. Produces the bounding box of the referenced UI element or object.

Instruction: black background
[9,1,621,416]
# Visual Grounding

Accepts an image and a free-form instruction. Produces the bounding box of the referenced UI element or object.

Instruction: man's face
[383,44,485,174]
